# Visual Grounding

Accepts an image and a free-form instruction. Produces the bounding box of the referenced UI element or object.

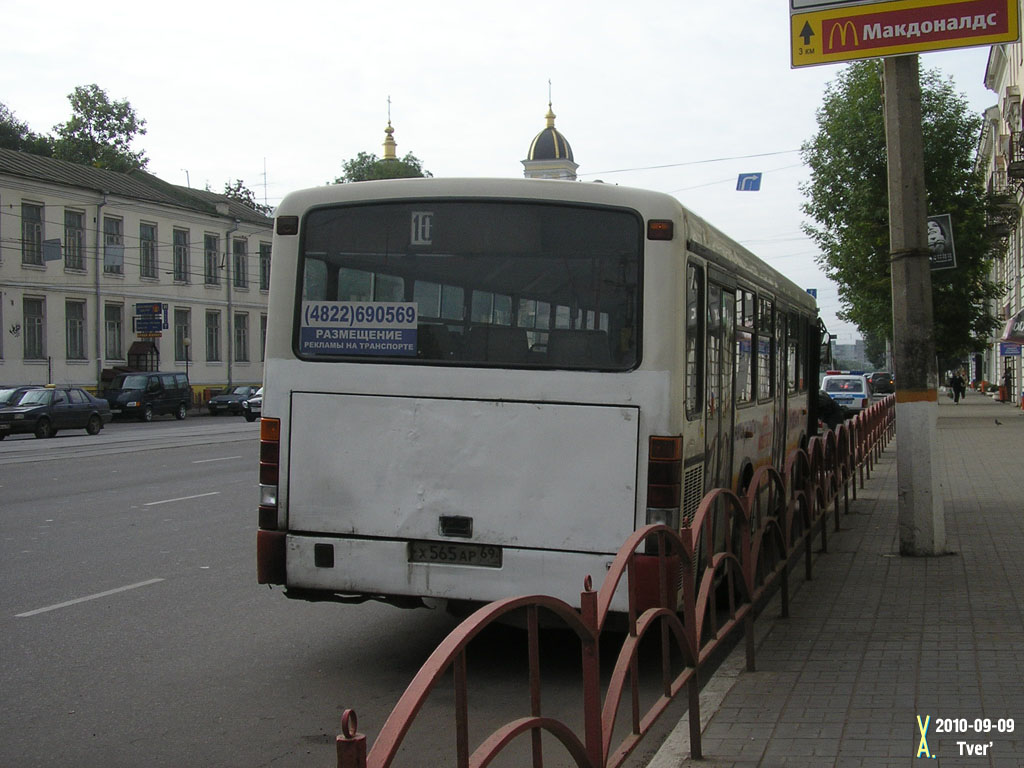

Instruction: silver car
[243,387,263,422]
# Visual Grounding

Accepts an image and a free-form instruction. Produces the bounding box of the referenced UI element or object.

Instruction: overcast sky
[2,0,1001,343]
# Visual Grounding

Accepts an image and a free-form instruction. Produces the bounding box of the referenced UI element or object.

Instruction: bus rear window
[296,200,641,370]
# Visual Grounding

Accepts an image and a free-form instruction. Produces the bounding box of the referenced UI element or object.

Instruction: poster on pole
[927,213,956,270]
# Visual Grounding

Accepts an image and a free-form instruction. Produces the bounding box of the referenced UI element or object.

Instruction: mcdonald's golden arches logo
[827,20,858,50]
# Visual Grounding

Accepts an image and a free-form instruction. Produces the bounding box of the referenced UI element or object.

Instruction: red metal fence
[333,396,895,768]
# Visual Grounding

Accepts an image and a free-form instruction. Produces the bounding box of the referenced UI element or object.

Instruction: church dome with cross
[522,100,578,180]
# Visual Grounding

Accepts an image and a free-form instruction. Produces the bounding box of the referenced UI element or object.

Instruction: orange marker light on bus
[276,215,299,236]
[647,220,674,240]
[260,417,280,442]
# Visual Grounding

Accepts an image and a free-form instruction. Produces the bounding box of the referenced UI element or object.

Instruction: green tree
[52,84,148,172]
[0,102,54,155]
[801,61,1001,365]
[862,330,888,371]
[223,179,273,216]
[332,151,431,183]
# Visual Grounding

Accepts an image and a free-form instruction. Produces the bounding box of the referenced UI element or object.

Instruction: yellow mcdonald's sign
[791,0,1020,68]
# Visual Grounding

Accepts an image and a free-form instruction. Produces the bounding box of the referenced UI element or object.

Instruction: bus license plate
[408,541,502,568]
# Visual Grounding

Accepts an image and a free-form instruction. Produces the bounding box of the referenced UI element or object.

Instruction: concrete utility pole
[882,55,945,555]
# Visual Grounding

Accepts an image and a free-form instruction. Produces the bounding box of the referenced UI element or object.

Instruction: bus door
[704,281,735,494]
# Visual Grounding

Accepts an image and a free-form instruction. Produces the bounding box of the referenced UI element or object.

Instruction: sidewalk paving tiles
[648,393,1024,768]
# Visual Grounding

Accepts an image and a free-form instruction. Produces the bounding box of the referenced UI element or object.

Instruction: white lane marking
[144,491,220,506]
[192,456,241,464]
[16,578,165,618]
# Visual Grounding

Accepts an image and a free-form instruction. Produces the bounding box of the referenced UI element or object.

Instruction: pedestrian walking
[950,372,966,404]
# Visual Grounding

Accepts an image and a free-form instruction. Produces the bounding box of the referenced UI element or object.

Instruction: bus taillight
[259,417,281,528]
[646,435,682,529]
[258,417,285,585]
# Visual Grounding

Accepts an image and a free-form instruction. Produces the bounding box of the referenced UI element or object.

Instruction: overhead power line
[579,149,802,177]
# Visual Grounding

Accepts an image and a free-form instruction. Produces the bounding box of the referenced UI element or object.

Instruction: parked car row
[0,379,264,440]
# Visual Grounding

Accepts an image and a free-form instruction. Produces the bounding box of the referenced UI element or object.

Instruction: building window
[64,210,86,270]
[104,217,124,274]
[140,222,158,278]
[233,238,248,289]
[66,300,87,360]
[22,203,43,265]
[204,234,220,285]
[24,297,45,359]
[234,313,249,362]
[173,229,190,282]
[205,310,221,361]
[259,242,271,291]
[260,313,268,361]
[105,304,124,359]
[174,308,191,362]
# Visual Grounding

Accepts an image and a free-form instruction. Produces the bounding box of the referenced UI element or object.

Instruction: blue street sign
[736,173,762,191]
[135,317,163,332]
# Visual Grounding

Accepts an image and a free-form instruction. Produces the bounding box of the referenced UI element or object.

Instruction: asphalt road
[0,416,671,768]
[0,417,468,767]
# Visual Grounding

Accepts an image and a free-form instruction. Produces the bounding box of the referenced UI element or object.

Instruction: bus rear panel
[257,178,818,613]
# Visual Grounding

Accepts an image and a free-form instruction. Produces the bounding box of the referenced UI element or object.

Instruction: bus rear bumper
[282,533,628,612]
[257,530,287,584]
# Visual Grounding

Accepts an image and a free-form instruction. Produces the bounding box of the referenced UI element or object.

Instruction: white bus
[257,178,821,612]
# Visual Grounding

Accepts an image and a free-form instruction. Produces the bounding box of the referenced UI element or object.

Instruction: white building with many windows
[979,40,1024,403]
[0,148,272,402]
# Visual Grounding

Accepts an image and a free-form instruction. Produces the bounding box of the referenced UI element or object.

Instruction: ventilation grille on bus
[680,464,705,583]
[682,464,704,526]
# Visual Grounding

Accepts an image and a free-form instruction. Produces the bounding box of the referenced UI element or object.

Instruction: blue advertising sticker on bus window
[300,301,418,356]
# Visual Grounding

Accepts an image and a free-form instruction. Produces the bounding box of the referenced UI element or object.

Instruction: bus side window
[685,263,704,419]
[735,288,756,404]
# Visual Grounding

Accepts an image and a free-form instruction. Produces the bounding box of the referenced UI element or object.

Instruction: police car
[820,371,873,416]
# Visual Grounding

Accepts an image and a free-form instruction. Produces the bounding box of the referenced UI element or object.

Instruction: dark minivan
[104,372,191,421]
